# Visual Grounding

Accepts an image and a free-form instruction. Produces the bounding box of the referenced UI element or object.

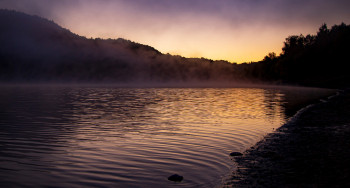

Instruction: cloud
[0,0,75,17]
[2,0,349,31]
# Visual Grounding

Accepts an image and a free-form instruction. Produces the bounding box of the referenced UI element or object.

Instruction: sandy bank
[225,89,350,187]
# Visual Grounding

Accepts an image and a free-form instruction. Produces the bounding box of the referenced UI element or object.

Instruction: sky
[1,0,350,63]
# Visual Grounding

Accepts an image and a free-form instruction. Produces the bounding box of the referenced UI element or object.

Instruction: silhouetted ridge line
[0,9,241,85]
[0,9,349,88]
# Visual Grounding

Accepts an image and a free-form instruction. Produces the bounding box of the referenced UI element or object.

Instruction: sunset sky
[1,0,350,63]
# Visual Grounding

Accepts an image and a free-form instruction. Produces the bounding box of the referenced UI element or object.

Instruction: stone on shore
[230,152,243,156]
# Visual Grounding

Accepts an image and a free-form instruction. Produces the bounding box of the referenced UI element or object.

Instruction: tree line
[240,23,350,88]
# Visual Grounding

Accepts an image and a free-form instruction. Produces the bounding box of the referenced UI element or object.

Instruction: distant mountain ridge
[0,9,239,84]
[0,10,160,57]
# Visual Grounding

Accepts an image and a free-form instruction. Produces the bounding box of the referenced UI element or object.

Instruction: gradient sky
[1,0,350,63]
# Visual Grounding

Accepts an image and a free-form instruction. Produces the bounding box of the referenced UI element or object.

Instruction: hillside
[0,10,239,84]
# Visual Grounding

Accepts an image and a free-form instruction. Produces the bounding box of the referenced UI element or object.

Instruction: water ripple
[0,86,309,187]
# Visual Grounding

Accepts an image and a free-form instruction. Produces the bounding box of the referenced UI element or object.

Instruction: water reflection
[0,86,332,187]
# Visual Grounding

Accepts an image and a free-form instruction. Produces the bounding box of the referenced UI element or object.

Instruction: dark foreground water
[0,86,333,187]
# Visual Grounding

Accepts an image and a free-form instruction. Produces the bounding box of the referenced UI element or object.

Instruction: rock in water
[168,174,183,182]
[230,152,243,156]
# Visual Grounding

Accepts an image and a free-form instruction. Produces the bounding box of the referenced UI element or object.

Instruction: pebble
[168,174,183,182]
[230,152,243,156]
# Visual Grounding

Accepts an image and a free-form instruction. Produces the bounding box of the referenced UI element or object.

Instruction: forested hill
[1,9,349,88]
[241,23,350,88]
[0,9,239,84]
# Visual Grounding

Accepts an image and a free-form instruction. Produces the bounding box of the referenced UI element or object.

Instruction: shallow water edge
[225,89,345,187]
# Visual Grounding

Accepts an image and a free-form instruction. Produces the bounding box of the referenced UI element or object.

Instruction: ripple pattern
[0,87,290,187]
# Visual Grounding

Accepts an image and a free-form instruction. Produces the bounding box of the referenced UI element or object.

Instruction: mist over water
[0,86,333,187]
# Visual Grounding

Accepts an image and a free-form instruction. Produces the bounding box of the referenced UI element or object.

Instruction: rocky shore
[225,89,350,187]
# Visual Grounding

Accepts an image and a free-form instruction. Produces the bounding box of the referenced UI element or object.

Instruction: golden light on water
[0,85,335,187]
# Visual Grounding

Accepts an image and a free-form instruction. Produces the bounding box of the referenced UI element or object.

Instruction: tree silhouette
[246,23,350,88]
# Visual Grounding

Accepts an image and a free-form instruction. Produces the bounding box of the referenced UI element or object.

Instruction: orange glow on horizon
[64,20,293,64]
[2,0,349,63]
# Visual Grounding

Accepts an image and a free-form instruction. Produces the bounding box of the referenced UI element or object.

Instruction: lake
[0,86,334,187]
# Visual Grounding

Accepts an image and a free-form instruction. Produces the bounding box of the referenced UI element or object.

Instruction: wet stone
[168,174,184,182]
[230,152,243,156]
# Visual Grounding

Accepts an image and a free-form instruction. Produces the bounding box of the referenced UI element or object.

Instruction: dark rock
[230,152,243,156]
[168,174,183,182]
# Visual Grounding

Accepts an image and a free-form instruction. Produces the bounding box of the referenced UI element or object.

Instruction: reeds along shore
[226,89,350,187]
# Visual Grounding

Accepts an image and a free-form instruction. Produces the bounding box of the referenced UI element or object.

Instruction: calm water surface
[0,86,329,187]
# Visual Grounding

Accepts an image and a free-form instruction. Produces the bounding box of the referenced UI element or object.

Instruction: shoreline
[225,89,350,187]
